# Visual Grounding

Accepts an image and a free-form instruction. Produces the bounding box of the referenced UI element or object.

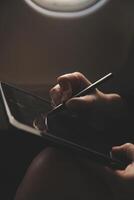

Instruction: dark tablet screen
[1,83,51,128]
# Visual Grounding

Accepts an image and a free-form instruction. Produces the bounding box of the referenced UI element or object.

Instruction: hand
[101,143,134,200]
[50,72,128,132]
[112,143,134,176]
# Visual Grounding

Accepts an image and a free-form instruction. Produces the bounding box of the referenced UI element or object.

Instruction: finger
[58,80,72,102]
[49,72,91,106]
[112,143,134,163]
[49,82,72,106]
[66,92,122,112]
[49,84,63,106]
[66,89,106,113]
[57,72,91,95]
[66,94,97,114]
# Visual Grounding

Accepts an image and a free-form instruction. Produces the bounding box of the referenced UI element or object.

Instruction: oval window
[31,0,98,12]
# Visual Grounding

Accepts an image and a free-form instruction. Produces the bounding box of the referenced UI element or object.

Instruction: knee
[15,147,110,200]
[15,147,62,200]
[15,147,90,200]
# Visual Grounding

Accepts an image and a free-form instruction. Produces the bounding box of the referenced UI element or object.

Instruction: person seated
[15,72,134,200]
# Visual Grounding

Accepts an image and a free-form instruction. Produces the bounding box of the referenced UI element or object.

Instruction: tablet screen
[0,83,51,129]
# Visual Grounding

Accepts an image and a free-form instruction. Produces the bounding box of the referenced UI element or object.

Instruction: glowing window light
[24,0,109,18]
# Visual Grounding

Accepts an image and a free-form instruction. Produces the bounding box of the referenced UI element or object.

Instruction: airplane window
[30,0,98,12]
[24,0,109,18]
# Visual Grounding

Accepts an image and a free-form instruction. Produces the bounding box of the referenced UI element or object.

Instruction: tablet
[0,82,126,169]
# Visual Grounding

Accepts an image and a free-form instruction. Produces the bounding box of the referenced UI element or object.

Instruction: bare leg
[15,147,113,200]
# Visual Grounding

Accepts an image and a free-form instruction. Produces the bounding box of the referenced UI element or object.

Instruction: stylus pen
[48,72,113,115]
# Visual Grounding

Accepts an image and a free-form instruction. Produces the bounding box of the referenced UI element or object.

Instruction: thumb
[112,143,134,163]
[66,94,97,114]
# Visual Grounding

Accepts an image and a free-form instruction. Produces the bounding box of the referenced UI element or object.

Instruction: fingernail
[110,151,113,159]
[60,82,72,102]
[51,98,57,108]
[50,90,61,106]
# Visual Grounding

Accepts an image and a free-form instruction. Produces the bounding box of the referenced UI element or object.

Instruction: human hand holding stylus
[49,72,128,133]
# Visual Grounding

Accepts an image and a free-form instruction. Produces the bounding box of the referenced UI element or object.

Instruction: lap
[15,147,113,200]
